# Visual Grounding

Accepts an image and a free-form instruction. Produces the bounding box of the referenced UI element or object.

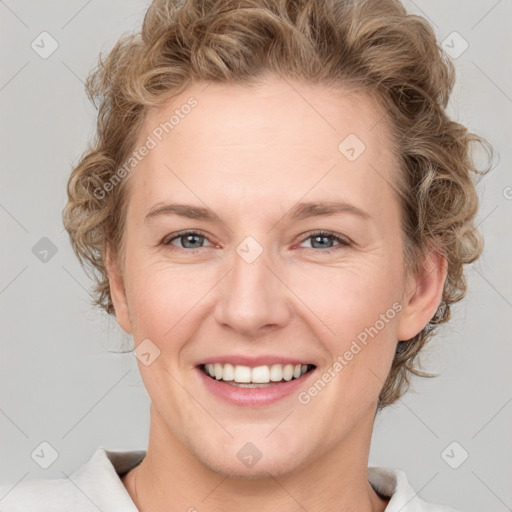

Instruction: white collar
[0,447,458,511]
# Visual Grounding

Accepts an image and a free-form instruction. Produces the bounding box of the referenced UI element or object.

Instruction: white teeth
[203,363,311,383]
[282,364,294,381]
[270,364,283,382]
[222,363,234,381]
[234,365,251,383]
[251,365,270,383]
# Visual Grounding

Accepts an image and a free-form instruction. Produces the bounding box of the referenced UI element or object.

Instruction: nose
[214,243,292,337]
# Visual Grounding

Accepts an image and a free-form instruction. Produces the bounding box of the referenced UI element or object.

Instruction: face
[108,76,444,479]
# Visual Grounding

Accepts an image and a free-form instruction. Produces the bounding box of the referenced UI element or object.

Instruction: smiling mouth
[200,363,316,388]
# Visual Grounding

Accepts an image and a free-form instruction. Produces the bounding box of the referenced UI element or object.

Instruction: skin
[106,76,447,512]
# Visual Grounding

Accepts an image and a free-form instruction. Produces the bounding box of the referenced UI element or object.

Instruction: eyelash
[161,230,351,254]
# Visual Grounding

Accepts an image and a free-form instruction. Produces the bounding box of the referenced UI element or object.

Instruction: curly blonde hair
[62,0,493,409]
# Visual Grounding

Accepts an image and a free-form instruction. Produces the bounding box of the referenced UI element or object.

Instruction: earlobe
[105,246,132,334]
[397,245,448,341]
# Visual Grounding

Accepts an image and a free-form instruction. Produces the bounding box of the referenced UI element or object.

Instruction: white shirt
[0,446,460,511]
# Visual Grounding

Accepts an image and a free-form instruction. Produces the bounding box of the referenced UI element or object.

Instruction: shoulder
[368,466,462,512]
[0,447,145,512]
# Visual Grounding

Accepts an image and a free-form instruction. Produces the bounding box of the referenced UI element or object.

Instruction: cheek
[290,260,403,337]
[123,257,210,340]
[123,232,404,353]
[290,261,402,400]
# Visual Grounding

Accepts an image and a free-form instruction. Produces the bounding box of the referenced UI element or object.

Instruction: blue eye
[299,231,350,253]
[162,230,212,252]
[161,230,350,254]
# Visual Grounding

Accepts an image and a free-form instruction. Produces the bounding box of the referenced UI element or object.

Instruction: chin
[198,449,307,480]
[188,432,313,480]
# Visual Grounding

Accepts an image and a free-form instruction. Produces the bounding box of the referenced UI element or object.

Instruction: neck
[122,404,389,512]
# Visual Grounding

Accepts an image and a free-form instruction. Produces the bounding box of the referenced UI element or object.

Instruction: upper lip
[196,355,315,368]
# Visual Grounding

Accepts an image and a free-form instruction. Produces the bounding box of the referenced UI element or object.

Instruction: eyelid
[161,229,214,248]
[297,230,351,247]
[162,229,351,252]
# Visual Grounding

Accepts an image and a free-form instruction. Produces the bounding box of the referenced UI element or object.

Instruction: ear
[397,244,448,341]
[105,245,132,334]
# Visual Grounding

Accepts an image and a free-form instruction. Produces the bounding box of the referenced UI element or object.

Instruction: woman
[0,0,492,510]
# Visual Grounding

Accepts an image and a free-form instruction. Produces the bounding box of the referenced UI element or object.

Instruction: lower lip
[196,366,316,406]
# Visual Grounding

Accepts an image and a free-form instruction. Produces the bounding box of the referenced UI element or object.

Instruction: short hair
[62,0,493,409]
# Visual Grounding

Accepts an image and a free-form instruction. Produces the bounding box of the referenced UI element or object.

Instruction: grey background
[0,1,511,510]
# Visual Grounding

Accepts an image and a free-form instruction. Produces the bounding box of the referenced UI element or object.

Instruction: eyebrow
[144,201,371,223]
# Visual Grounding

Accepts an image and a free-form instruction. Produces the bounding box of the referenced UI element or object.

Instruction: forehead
[128,78,398,217]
